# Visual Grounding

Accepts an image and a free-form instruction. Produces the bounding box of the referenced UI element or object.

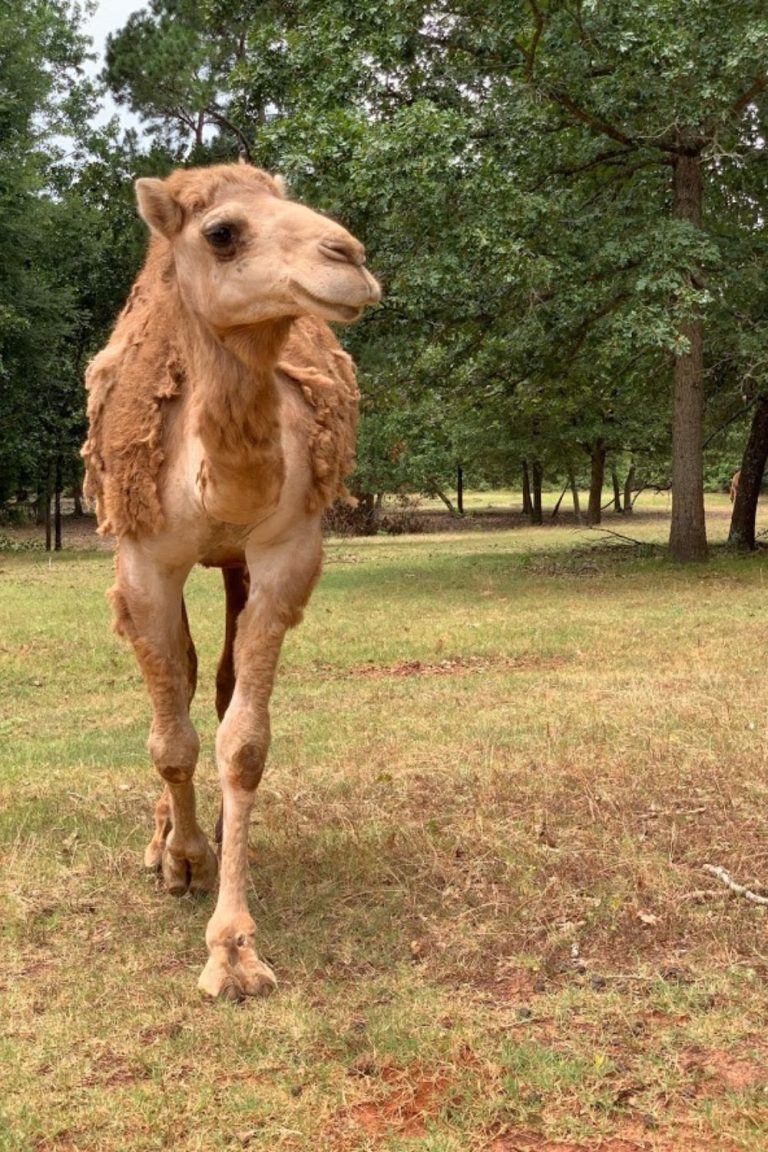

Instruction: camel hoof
[155,840,218,896]
[144,836,165,870]
[188,844,219,895]
[198,950,277,1001]
[162,849,190,896]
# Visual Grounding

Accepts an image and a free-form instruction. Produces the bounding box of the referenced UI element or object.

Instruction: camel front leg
[199,528,322,1000]
[112,541,218,896]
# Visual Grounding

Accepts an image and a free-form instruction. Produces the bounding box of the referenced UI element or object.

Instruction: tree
[105,0,256,157]
[95,2,768,558]
[729,394,768,550]
[465,0,766,559]
[0,0,94,516]
[0,2,151,547]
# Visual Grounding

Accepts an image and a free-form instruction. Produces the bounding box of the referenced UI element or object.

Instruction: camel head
[135,164,380,329]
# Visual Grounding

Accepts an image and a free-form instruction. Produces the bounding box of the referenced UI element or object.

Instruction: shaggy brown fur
[83,265,359,538]
[278,316,360,512]
[82,252,186,537]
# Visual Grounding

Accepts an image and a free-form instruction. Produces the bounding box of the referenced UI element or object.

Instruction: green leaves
[3,0,765,520]
[0,3,146,505]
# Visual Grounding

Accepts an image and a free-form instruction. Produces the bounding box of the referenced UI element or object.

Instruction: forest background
[2,0,768,561]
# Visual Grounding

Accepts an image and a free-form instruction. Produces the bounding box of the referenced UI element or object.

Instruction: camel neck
[185,313,292,525]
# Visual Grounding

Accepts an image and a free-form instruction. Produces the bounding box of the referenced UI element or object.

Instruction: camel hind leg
[112,541,218,896]
[215,565,249,721]
[144,598,199,869]
[144,787,172,870]
[213,564,250,847]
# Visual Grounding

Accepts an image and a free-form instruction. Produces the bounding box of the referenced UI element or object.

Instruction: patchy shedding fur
[82,249,185,537]
[278,316,360,512]
[83,265,359,537]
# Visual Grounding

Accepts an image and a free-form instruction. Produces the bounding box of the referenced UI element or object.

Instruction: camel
[82,162,380,1000]
[730,469,741,503]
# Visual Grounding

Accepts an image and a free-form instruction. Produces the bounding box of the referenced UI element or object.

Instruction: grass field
[2,493,768,1150]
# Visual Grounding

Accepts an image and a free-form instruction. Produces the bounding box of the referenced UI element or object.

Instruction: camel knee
[149,720,200,784]
[216,716,270,792]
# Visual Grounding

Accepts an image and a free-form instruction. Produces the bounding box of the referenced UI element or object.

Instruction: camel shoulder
[82,283,186,538]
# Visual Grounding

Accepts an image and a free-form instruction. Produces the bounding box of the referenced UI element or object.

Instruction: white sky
[83,0,146,129]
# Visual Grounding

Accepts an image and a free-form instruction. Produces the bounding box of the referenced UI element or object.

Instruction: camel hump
[278,317,360,512]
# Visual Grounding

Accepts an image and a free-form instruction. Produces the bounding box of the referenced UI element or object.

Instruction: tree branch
[728,73,766,122]
[702,397,757,450]
[543,86,637,148]
[550,146,637,178]
[521,0,546,81]
[204,106,252,159]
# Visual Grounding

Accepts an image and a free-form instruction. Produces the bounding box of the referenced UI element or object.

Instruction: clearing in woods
[1,492,768,1150]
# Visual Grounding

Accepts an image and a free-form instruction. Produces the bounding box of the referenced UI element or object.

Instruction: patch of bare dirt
[79,1047,142,1088]
[703,1051,764,1092]
[487,1136,635,1152]
[333,1063,452,1142]
[394,507,675,535]
[681,1046,766,1094]
[352,654,568,679]
[486,1123,740,1151]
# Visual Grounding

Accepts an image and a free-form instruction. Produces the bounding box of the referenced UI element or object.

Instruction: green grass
[2,497,768,1150]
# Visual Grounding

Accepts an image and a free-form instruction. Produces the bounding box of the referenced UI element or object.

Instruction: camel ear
[135,178,184,239]
[272,173,287,198]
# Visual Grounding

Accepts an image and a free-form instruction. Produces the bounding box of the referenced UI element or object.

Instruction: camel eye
[205,224,237,251]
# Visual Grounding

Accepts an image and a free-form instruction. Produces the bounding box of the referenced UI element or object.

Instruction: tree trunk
[551,481,568,519]
[586,440,606,525]
[35,473,47,526]
[669,150,708,562]
[569,469,582,523]
[623,464,636,514]
[611,467,622,513]
[521,460,532,515]
[54,455,63,551]
[349,490,378,534]
[70,455,85,516]
[44,459,53,552]
[431,485,455,514]
[531,460,543,525]
[456,464,464,515]
[729,393,768,550]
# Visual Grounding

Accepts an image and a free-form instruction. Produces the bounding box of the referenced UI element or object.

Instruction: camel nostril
[319,238,364,266]
[363,271,381,305]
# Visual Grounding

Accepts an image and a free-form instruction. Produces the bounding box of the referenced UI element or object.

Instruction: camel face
[136,172,380,329]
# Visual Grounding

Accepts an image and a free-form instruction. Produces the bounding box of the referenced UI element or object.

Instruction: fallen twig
[583,526,646,546]
[702,864,768,906]
[640,806,707,820]
[677,888,726,904]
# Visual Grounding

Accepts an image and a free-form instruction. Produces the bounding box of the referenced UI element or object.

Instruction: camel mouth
[289,281,365,323]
